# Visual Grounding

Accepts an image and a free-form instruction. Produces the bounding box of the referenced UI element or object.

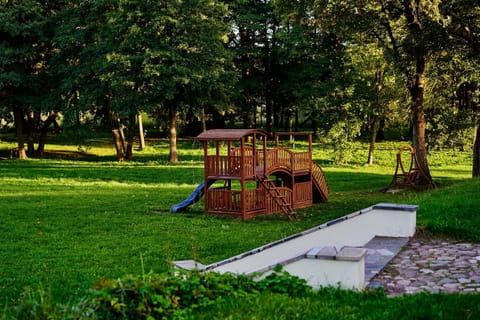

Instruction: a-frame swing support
[383,145,435,192]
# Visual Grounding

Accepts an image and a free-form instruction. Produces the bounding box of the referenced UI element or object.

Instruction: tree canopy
[1,0,479,179]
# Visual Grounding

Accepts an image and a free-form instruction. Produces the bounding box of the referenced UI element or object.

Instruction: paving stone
[438,278,456,285]
[459,278,471,284]
[405,286,419,293]
[420,268,434,274]
[443,283,460,289]
[437,256,456,261]
[397,279,411,286]
[367,237,480,296]
[430,261,450,270]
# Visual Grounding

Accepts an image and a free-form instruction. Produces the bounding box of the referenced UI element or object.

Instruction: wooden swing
[383,145,435,192]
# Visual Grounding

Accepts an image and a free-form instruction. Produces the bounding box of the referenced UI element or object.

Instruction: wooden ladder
[257,175,298,220]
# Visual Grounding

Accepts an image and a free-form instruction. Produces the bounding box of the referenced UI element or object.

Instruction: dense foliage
[1,0,478,169]
[12,270,311,319]
[10,269,480,319]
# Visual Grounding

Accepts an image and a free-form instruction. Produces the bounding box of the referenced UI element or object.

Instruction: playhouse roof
[196,129,269,141]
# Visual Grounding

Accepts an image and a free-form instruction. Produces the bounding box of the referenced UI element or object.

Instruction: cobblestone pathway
[369,237,480,296]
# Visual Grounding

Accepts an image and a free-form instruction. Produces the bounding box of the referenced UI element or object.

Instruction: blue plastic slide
[171,180,214,213]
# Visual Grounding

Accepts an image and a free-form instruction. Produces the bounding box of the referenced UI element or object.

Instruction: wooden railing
[206,189,265,213]
[244,189,266,212]
[265,148,311,173]
[265,148,291,171]
[206,189,242,212]
[295,181,313,208]
[204,155,255,178]
[205,148,312,178]
[293,152,311,171]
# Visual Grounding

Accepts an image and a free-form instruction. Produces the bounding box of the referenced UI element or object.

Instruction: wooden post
[138,113,145,151]
[240,137,246,219]
[204,140,211,213]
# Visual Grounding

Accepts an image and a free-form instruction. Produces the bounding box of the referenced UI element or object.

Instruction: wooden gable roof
[196,129,269,141]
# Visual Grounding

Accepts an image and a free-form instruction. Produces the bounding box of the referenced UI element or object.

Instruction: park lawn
[0,138,479,317]
[193,288,480,319]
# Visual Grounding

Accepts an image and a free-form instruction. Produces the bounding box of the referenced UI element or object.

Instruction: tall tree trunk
[409,56,432,184]
[26,111,35,156]
[201,107,207,132]
[377,118,386,141]
[243,111,253,129]
[473,124,480,177]
[294,108,299,132]
[112,129,125,161]
[109,111,125,161]
[169,105,178,163]
[266,92,273,133]
[13,106,27,159]
[125,113,136,161]
[138,113,145,151]
[402,0,433,185]
[37,111,56,157]
[367,116,380,165]
[118,125,126,153]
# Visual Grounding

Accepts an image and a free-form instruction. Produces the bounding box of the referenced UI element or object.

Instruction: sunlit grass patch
[0,137,479,317]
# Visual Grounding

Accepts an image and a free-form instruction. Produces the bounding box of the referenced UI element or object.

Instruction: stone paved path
[368,237,480,296]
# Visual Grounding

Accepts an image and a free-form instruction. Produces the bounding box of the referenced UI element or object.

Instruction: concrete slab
[364,236,410,283]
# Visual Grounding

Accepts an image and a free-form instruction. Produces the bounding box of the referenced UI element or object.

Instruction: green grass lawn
[1,137,479,318]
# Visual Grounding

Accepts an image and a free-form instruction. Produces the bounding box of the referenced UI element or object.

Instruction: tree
[439,0,480,177]
[51,0,116,154]
[345,43,402,165]
[273,1,338,135]
[311,0,451,183]
[0,0,60,159]
[227,0,275,130]
[228,0,346,134]
[54,0,234,162]
[144,0,234,162]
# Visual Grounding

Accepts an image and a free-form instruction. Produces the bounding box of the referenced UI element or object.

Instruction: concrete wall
[173,203,418,290]
[209,203,417,275]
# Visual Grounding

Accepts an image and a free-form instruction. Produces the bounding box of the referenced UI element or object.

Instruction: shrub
[87,270,311,319]
[10,270,311,319]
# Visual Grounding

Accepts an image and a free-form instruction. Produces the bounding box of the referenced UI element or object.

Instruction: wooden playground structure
[383,145,435,192]
[172,129,329,220]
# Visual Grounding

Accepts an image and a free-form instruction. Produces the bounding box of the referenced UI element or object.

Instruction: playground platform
[172,129,329,220]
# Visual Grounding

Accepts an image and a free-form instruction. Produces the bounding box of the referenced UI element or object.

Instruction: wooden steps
[257,174,298,220]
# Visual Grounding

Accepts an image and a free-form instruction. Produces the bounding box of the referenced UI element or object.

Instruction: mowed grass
[0,137,478,311]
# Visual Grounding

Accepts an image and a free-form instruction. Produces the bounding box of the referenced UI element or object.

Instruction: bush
[10,270,311,319]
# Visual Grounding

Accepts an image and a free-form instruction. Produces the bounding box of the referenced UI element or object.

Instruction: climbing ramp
[312,162,329,202]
